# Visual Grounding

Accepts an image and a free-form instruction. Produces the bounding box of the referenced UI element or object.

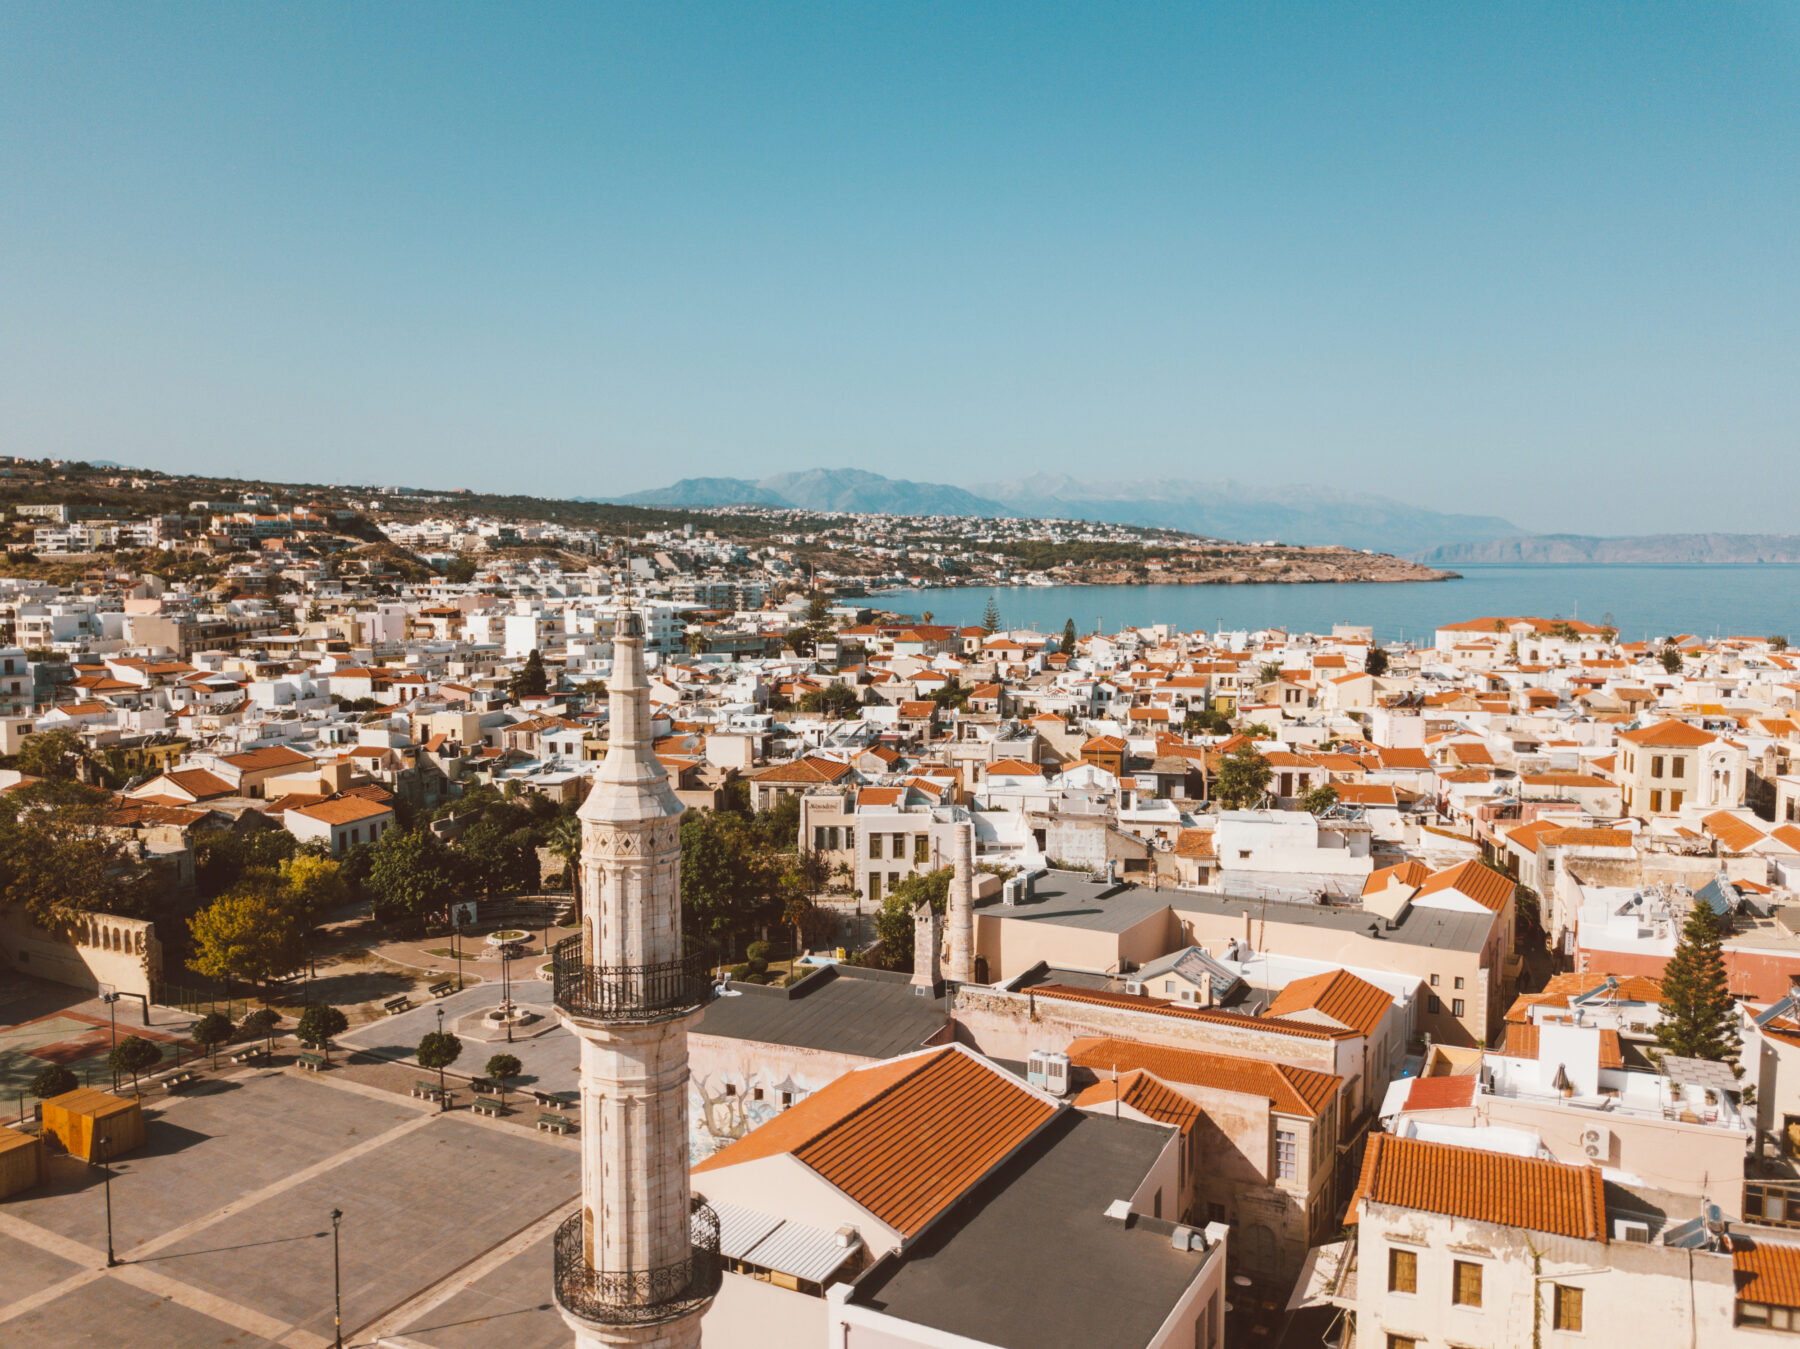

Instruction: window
[844,828,854,851]
[869,834,883,860]
[1275,1130,1297,1180]
[1428,994,1442,1015]
[1165,980,1177,994]
[1734,1300,1800,1331]
[1386,1338,1416,1349]
[1452,998,1466,1018]
[1554,1284,1584,1331]
[914,835,929,864]
[723,1083,736,1096]
[779,1090,793,1108]
[1430,974,1440,986]
[1652,755,1665,778]
[889,872,900,893]
[1387,1248,1417,1294]
[752,1087,764,1101]
[1454,976,1465,989]
[891,833,905,858]
[1453,1260,1483,1307]
[814,827,828,851]
[869,875,882,902]
[1671,790,1684,810]
[1651,790,1664,813]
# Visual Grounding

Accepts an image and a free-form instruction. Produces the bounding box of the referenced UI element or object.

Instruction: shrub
[745,941,772,964]
[728,963,752,982]
[30,1064,79,1100]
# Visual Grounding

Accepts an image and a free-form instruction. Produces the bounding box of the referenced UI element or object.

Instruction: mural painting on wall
[689,1071,813,1163]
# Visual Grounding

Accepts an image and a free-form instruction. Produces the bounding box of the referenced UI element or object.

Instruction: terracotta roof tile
[1267,969,1391,1038]
[1073,1069,1201,1134]
[1064,1037,1340,1119]
[1414,859,1515,913]
[1029,984,1356,1042]
[1736,1237,1800,1310]
[1349,1132,1607,1242]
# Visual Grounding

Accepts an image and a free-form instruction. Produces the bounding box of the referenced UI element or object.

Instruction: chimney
[910,899,941,994]
[947,820,975,984]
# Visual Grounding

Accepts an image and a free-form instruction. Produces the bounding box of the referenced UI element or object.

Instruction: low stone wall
[0,906,161,1000]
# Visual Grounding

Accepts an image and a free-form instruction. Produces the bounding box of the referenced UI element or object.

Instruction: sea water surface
[872,565,1800,646]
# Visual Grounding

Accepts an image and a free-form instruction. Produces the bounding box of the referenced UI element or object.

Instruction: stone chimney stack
[911,900,941,993]
[947,820,975,984]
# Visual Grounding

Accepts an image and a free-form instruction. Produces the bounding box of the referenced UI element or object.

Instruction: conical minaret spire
[553,605,717,1349]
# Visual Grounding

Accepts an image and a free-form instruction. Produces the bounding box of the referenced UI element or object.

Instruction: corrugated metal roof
[710,1200,856,1285]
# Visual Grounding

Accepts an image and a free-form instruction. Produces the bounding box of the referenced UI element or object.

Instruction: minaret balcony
[552,1200,722,1327]
[551,935,714,1024]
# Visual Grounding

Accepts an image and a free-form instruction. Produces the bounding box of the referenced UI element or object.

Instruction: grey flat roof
[1170,889,1495,953]
[696,964,948,1060]
[848,1111,1211,1349]
[988,872,1175,934]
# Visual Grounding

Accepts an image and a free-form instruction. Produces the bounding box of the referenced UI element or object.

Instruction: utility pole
[330,1207,343,1349]
[99,1134,117,1267]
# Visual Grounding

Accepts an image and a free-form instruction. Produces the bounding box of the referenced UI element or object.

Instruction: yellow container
[0,1128,44,1197]
[39,1089,145,1163]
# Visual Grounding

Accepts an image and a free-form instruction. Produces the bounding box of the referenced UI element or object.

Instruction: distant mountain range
[607,468,1524,555]
[1418,534,1800,566]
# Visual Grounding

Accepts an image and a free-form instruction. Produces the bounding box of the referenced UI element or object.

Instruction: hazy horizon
[4,5,1796,534]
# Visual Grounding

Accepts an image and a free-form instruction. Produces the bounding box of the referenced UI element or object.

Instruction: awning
[709,1199,860,1286]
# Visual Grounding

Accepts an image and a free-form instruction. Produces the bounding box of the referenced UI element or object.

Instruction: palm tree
[547,814,584,922]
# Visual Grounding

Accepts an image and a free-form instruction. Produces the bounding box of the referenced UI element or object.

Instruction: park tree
[1364,647,1390,677]
[1214,747,1274,810]
[510,648,550,700]
[109,1035,163,1095]
[30,1064,79,1101]
[280,853,348,924]
[872,868,953,972]
[193,826,298,900]
[680,810,780,960]
[485,1053,522,1113]
[417,1030,463,1109]
[296,1004,348,1064]
[16,728,93,782]
[0,786,158,924]
[1300,784,1340,816]
[241,1007,282,1056]
[367,826,458,922]
[188,886,304,990]
[1655,903,1741,1064]
[981,596,1002,634]
[191,1011,235,1069]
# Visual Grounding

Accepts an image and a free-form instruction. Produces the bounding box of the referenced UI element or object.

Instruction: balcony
[552,1201,722,1327]
[550,935,713,1024]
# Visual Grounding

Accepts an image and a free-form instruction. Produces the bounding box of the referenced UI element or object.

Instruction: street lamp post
[99,1134,117,1267]
[502,944,513,1043]
[101,991,119,1091]
[330,1207,343,1349]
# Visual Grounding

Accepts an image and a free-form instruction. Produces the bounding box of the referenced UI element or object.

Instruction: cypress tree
[981,597,1002,634]
[1654,902,1740,1064]
[1062,618,1077,653]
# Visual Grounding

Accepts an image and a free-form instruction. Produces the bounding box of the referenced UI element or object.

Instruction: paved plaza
[0,1057,583,1347]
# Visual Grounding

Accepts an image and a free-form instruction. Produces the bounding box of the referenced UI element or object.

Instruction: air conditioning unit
[1615,1218,1651,1244]
[1124,981,1145,997]
[1027,1050,1071,1096]
[1582,1125,1612,1159]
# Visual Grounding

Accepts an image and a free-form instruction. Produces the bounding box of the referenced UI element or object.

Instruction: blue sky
[3,4,1796,533]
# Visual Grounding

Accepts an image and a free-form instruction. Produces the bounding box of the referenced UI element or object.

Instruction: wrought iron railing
[552,1200,722,1325]
[550,935,713,1022]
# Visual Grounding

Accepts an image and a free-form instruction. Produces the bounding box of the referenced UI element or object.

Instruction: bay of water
[872,565,1800,646]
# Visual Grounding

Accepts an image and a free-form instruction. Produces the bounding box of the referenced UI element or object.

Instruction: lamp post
[99,1134,117,1267]
[330,1207,343,1349]
[101,991,119,1091]
[502,943,513,1043]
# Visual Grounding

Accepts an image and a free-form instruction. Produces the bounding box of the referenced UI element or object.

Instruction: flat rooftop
[1172,889,1495,953]
[696,963,949,1060]
[985,871,1175,934]
[848,1109,1212,1349]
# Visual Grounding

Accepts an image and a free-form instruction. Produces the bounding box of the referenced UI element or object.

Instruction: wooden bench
[231,1046,270,1065]
[471,1094,505,1117]
[383,995,412,1016]
[412,1079,445,1101]
[537,1112,572,1135]
[163,1070,199,1091]
[298,1052,326,1072]
[428,980,455,998]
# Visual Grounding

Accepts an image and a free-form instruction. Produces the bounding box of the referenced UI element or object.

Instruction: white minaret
[947,820,975,984]
[553,607,716,1349]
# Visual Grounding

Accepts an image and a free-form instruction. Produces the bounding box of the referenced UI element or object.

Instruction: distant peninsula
[1417,534,1800,566]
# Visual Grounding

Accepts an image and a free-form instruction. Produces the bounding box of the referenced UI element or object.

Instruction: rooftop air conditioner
[1582,1125,1612,1160]
[1614,1218,1651,1244]
[1027,1050,1071,1096]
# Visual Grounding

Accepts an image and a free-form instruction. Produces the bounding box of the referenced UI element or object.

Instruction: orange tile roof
[1414,859,1515,913]
[985,758,1044,777]
[1736,1237,1800,1310]
[1267,969,1391,1038]
[1501,1022,1624,1070]
[693,1047,1055,1237]
[1064,1037,1340,1119]
[1331,782,1397,807]
[1619,719,1717,747]
[291,796,392,826]
[1073,1069,1201,1134]
[1029,985,1355,1042]
[1173,829,1216,860]
[1363,860,1429,895]
[1538,827,1634,849]
[1703,811,1767,853]
[1349,1132,1607,1241]
[752,755,855,785]
[151,768,234,800]
[1398,1074,1479,1112]
[222,744,315,771]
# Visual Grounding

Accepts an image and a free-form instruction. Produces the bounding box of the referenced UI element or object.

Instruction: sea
[871,565,1800,647]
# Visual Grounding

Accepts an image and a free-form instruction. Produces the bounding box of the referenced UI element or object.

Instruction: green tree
[871,868,953,972]
[188,886,304,989]
[980,596,1002,634]
[1214,747,1274,810]
[1256,662,1283,686]
[798,683,861,718]
[547,814,583,917]
[296,1004,348,1064]
[1299,784,1340,816]
[1182,706,1231,737]
[191,1011,235,1069]
[280,853,348,925]
[367,827,458,922]
[1364,647,1390,677]
[444,555,477,584]
[241,1007,282,1056]
[510,648,550,700]
[416,1030,462,1109]
[1659,648,1684,675]
[485,1052,522,1113]
[30,1063,79,1101]
[109,1035,163,1095]
[16,728,90,782]
[1655,903,1741,1064]
[193,826,298,900]
[1062,618,1077,654]
[679,810,781,959]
